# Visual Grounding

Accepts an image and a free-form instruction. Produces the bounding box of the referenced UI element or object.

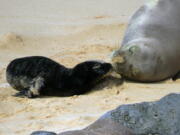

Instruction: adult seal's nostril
[111,0,180,82]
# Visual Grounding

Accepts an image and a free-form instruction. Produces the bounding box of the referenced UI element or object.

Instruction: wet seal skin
[6,56,112,98]
[111,0,180,82]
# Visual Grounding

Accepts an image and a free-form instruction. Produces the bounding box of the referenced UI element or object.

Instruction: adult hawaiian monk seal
[111,0,180,82]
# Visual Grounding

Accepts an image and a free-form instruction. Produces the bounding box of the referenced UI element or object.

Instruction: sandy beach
[0,0,180,134]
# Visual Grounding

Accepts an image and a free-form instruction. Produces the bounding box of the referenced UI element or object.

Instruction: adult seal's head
[111,40,161,82]
[111,0,180,82]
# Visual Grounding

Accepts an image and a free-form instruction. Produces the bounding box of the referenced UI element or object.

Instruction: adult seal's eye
[128,46,140,55]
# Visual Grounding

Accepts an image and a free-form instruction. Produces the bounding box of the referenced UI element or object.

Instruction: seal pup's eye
[92,64,106,74]
[92,64,101,70]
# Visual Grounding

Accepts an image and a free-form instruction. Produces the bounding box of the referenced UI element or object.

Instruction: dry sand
[0,0,180,135]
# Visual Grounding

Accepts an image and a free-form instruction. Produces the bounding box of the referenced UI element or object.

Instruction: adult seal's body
[111,0,180,82]
[6,56,112,98]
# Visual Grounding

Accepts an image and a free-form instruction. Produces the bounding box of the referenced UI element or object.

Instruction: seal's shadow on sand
[27,76,172,99]
[92,76,124,92]
[36,76,124,98]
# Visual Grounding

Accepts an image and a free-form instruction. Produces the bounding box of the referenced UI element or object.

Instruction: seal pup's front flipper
[13,89,29,97]
[13,89,36,98]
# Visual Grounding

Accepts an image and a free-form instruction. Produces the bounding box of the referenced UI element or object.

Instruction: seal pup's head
[72,60,112,84]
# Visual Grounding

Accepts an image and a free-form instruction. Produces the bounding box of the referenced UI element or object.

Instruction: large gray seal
[111,0,180,82]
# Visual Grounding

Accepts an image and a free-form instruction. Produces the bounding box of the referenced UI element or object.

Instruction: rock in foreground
[31,93,180,135]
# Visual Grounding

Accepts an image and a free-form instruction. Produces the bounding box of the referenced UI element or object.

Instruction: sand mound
[0,33,24,49]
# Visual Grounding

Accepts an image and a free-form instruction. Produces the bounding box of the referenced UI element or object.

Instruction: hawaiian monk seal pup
[111,0,180,82]
[6,56,112,98]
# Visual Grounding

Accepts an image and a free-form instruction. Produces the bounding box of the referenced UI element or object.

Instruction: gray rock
[32,93,180,135]
[109,93,180,135]
[59,93,180,135]
[59,117,133,135]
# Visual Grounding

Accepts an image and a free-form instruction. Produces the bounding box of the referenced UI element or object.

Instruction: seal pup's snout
[92,62,113,75]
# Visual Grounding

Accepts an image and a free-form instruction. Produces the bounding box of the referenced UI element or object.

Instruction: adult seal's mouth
[111,50,125,64]
[110,50,125,75]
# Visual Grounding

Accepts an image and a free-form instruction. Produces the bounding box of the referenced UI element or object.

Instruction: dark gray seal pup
[6,56,112,98]
[111,0,180,82]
